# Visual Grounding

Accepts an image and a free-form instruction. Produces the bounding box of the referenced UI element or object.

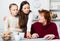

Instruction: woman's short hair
[39,10,51,22]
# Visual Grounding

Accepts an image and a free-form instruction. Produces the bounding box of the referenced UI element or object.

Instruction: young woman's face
[38,13,46,23]
[22,4,30,14]
[10,5,18,16]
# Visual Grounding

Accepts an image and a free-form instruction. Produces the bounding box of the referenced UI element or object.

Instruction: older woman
[31,10,59,40]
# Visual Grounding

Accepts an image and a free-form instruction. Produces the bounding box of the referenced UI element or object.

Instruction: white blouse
[27,11,39,32]
[4,15,22,32]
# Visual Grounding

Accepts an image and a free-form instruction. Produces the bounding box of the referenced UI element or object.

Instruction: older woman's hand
[31,33,39,39]
[43,34,55,40]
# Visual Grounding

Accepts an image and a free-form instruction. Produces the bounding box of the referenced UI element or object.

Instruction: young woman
[18,1,31,38]
[2,3,21,41]
[31,10,59,40]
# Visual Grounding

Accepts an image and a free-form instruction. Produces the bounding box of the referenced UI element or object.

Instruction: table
[20,38,60,41]
[0,37,60,41]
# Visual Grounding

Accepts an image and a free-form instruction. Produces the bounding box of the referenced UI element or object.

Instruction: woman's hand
[26,32,31,39]
[1,32,11,40]
[43,34,55,40]
[31,33,39,39]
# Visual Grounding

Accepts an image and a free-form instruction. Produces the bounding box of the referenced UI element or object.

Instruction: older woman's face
[38,13,46,23]
[22,4,30,14]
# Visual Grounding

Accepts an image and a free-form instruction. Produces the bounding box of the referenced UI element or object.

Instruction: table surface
[0,36,60,41]
[20,38,60,41]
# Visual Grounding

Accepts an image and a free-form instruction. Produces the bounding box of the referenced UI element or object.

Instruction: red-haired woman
[31,10,59,40]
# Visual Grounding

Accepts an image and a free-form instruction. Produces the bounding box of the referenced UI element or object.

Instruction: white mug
[19,32,25,40]
[13,32,25,41]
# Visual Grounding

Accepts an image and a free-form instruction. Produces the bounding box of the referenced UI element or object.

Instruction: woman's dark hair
[18,1,31,32]
[39,10,51,22]
[19,1,30,12]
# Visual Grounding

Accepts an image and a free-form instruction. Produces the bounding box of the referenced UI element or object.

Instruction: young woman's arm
[4,17,10,32]
[26,12,33,38]
[1,17,11,40]
[27,12,33,32]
